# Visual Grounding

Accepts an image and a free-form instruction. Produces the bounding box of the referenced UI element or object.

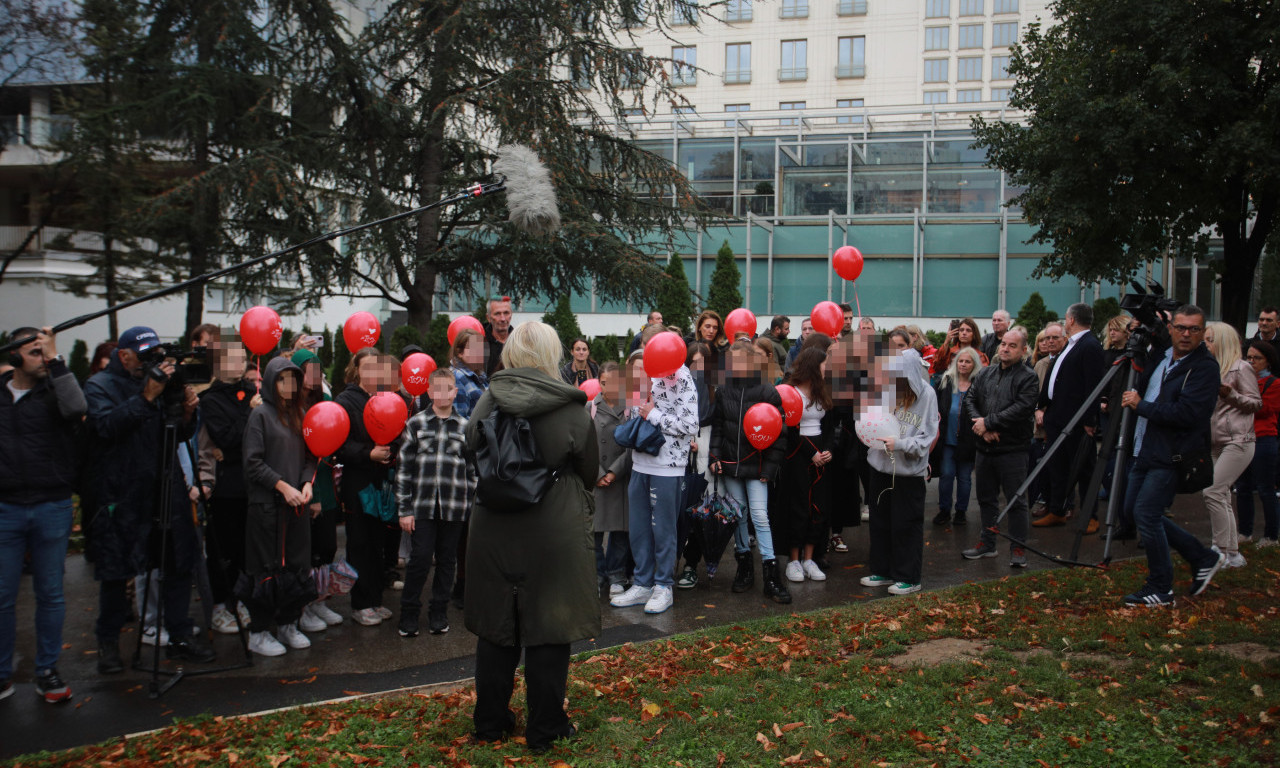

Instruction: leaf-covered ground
[9,550,1280,767]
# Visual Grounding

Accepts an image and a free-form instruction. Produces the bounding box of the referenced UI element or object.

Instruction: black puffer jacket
[929,378,978,474]
[0,359,86,504]
[335,384,404,506]
[962,359,1038,455]
[710,378,786,481]
[199,378,255,499]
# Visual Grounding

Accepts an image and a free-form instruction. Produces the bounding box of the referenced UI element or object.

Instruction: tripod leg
[1069,408,1125,561]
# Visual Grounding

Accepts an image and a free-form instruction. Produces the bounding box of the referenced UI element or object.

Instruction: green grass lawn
[9,550,1280,767]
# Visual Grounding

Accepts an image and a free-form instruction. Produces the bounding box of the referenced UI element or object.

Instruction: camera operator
[84,326,215,673]
[1118,305,1225,607]
[0,326,85,703]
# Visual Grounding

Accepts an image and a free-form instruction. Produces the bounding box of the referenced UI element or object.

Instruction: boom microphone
[494,144,561,236]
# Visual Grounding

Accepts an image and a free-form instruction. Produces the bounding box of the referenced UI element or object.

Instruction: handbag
[473,406,559,512]
[614,415,666,455]
[1173,440,1214,494]
[357,473,397,523]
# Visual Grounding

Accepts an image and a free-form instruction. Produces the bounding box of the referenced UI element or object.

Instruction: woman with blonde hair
[464,322,599,752]
[930,347,984,527]
[1203,322,1260,568]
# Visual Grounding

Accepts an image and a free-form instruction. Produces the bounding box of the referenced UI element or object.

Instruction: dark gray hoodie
[243,356,317,506]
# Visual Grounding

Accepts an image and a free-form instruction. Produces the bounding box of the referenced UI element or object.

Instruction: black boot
[731,551,754,593]
[97,638,124,674]
[762,560,792,604]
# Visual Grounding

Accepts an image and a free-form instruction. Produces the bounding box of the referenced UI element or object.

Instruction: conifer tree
[655,254,695,336]
[707,241,743,320]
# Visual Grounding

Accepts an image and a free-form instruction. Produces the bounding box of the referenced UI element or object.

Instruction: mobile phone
[310,334,324,347]
[949,319,960,331]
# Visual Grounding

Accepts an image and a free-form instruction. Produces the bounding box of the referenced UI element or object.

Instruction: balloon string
[854,284,862,319]
[255,355,262,396]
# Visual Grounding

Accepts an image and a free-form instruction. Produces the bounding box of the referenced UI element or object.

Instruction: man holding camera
[0,327,85,703]
[85,326,215,673]
[1119,305,1225,606]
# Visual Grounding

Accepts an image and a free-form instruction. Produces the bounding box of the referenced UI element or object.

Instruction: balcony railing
[778,67,808,81]
[779,2,809,18]
[835,64,866,78]
[837,0,867,15]
[724,70,752,84]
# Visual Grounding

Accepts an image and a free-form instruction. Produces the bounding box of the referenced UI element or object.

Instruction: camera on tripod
[1120,279,1180,349]
[140,344,211,419]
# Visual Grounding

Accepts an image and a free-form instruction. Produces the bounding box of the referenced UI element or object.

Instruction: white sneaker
[785,560,805,583]
[610,585,653,607]
[392,580,404,591]
[141,626,169,647]
[644,585,674,614]
[236,602,251,627]
[248,631,286,657]
[1213,545,1248,570]
[860,505,870,522]
[1257,537,1279,549]
[299,606,328,633]
[374,606,393,620]
[311,601,344,626]
[277,623,311,650]
[609,583,625,596]
[888,582,921,595]
[802,560,827,582]
[352,608,383,626]
[211,607,239,635]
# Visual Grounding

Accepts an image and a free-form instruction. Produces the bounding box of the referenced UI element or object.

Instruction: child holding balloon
[780,347,837,583]
[859,349,939,596]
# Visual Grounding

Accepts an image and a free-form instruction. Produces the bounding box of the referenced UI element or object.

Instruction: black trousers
[1048,427,1095,517]
[474,638,571,749]
[780,438,830,551]
[344,508,385,610]
[244,502,313,631]
[400,519,464,620]
[867,470,925,585]
[310,505,338,568]
[206,496,247,606]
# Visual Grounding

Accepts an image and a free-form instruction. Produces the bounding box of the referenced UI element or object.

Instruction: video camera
[140,343,211,420]
[1120,279,1179,351]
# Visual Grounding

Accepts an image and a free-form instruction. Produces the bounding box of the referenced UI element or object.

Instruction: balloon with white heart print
[400,352,437,397]
[742,402,783,450]
[343,311,382,352]
[855,406,899,448]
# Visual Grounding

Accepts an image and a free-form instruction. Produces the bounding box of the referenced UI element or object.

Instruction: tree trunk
[185,11,214,336]
[103,236,118,339]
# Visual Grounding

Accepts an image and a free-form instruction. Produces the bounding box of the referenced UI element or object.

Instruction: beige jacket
[1211,359,1262,447]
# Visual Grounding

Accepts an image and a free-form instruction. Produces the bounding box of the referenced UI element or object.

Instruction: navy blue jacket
[1133,341,1219,468]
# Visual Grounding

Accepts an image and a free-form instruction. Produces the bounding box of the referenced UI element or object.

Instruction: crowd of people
[2,294,1270,751]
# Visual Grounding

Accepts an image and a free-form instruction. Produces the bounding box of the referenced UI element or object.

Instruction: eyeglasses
[1247,354,1267,361]
[1170,324,1204,335]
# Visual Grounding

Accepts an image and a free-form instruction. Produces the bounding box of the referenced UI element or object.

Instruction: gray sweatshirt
[867,349,939,478]
[243,356,318,506]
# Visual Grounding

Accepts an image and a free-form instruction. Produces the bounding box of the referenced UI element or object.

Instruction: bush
[1093,296,1122,341]
[388,324,425,359]
[69,339,90,384]
[541,295,584,350]
[590,335,623,365]
[655,253,695,336]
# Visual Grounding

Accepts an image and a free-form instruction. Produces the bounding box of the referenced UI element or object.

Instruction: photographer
[84,327,215,673]
[0,326,85,704]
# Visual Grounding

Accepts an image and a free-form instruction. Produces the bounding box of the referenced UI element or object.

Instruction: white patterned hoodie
[631,365,699,477]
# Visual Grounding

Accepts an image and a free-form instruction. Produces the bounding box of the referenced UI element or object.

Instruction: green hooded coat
[463,367,601,647]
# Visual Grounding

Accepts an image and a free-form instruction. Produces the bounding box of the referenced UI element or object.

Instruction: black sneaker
[952,512,967,526]
[35,668,72,704]
[97,639,124,675]
[1124,586,1175,607]
[932,510,951,526]
[398,617,420,638]
[167,632,217,663]
[1190,551,1227,596]
[0,679,12,701]
[1009,547,1028,568]
[428,612,449,635]
[962,541,998,559]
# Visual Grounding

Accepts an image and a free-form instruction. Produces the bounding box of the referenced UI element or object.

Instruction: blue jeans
[627,472,684,588]
[594,531,631,587]
[723,476,774,561]
[1125,459,1213,593]
[1237,435,1278,539]
[937,445,974,514]
[0,499,74,678]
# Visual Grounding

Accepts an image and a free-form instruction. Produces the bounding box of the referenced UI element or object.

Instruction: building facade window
[959,0,983,15]
[671,0,697,25]
[990,87,1010,101]
[993,0,1018,13]
[724,103,750,127]
[925,0,950,18]
[924,26,950,51]
[780,0,809,18]
[725,42,752,83]
[957,56,982,81]
[924,58,949,82]
[621,107,645,117]
[674,106,697,115]
[672,46,697,86]
[836,36,866,78]
[991,54,1010,79]
[780,39,808,80]
[992,21,1018,46]
[780,100,806,126]
[958,23,983,48]
[956,88,982,102]
[726,0,752,21]
[837,0,868,15]
[924,91,949,105]
[836,97,864,124]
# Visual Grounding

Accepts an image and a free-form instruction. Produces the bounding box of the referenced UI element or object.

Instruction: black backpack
[473,406,560,512]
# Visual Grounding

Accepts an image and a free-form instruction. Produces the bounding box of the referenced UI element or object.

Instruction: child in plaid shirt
[395,368,476,638]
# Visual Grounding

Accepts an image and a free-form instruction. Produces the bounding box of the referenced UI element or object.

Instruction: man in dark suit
[1034,303,1106,529]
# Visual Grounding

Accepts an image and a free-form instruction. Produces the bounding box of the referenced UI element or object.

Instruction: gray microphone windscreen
[494,144,561,236]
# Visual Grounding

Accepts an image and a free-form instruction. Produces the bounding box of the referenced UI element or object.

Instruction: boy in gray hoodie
[860,349,939,595]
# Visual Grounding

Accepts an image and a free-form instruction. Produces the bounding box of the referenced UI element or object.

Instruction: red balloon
[810,301,844,338]
[343,312,381,352]
[775,384,803,427]
[448,315,485,347]
[579,378,602,400]
[400,352,437,397]
[302,401,350,457]
[239,306,282,355]
[363,391,409,446]
[743,402,783,450]
[724,308,758,341]
[643,332,687,379]
[833,245,864,282]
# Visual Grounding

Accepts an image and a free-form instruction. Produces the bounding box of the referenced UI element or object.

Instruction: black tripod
[986,339,1147,569]
[132,414,252,698]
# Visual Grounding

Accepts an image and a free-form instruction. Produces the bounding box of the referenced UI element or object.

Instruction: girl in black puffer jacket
[709,340,791,604]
